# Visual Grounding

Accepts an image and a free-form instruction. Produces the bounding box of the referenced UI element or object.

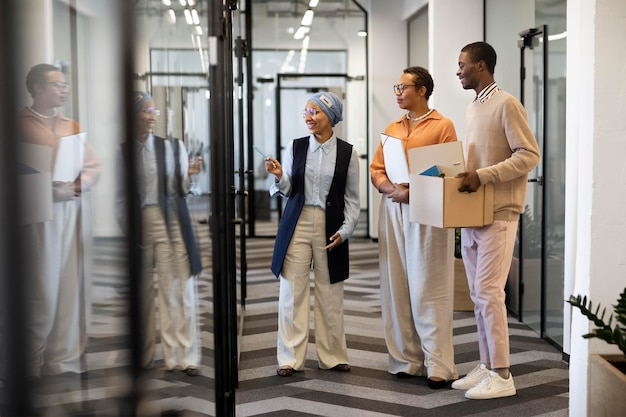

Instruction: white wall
[362,0,408,238]
[567,0,626,414]
[15,0,54,107]
[81,1,125,237]
[403,0,428,17]
[429,0,484,151]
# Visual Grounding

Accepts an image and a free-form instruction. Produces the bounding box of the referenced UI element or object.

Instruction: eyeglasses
[393,83,417,95]
[301,107,319,118]
[143,107,161,116]
[47,81,71,91]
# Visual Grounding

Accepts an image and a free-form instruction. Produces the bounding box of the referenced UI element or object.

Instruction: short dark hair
[403,66,434,100]
[461,42,497,74]
[25,63,60,98]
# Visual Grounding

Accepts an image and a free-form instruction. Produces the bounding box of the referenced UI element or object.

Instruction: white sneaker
[451,364,489,390]
[464,370,516,400]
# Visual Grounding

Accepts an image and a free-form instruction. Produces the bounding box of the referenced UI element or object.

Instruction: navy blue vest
[122,136,202,276]
[270,137,352,284]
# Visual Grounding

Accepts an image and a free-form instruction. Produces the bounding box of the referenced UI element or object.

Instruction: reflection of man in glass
[20,63,100,379]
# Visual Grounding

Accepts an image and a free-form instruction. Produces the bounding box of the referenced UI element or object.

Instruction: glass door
[510,25,565,349]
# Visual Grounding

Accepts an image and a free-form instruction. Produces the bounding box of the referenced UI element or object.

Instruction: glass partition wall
[487,0,567,349]
[1,0,220,415]
[1,0,367,415]
[250,0,368,238]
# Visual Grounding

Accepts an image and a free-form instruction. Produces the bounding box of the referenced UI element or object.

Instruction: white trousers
[27,199,85,377]
[142,205,200,370]
[461,220,517,369]
[277,206,348,370]
[378,198,458,380]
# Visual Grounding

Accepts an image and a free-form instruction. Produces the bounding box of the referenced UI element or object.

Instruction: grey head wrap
[134,91,153,114]
[309,91,343,127]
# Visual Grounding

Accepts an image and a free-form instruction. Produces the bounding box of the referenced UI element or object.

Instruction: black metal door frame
[517,25,548,334]
[209,0,239,415]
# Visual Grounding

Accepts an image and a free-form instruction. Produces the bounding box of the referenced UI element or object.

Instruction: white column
[15,0,54,107]
[567,0,626,414]
[428,0,483,144]
[364,0,408,238]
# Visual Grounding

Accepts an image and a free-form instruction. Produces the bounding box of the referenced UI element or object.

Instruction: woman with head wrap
[264,91,360,377]
[115,91,202,376]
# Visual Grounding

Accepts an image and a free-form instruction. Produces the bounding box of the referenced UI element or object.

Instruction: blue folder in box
[420,165,442,177]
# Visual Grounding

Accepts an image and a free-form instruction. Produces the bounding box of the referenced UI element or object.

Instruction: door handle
[528,176,544,185]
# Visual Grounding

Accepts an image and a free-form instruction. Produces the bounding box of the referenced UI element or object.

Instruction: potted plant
[567,287,626,416]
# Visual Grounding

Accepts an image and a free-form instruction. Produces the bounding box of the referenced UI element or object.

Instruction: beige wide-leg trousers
[28,199,85,377]
[142,205,200,370]
[378,197,457,380]
[277,206,348,370]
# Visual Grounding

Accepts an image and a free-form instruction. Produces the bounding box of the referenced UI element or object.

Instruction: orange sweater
[19,107,100,191]
[370,109,457,190]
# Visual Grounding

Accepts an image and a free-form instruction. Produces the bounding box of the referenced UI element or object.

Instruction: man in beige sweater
[452,42,541,400]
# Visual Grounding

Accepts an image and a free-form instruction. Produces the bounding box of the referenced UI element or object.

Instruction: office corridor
[236,237,570,416]
[25,223,569,416]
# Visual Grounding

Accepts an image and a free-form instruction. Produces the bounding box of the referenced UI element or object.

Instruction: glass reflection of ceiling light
[293,26,309,40]
[548,31,567,41]
[191,9,200,25]
[357,30,367,37]
[179,0,186,6]
[302,35,310,50]
[298,49,308,73]
[167,9,176,24]
[301,9,314,26]
[280,50,295,73]
[195,25,203,35]
[309,0,319,7]
[188,0,196,5]
[184,8,193,25]
[162,0,171,6]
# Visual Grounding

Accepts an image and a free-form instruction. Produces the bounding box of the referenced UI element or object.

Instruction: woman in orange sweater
[370,66,458,389]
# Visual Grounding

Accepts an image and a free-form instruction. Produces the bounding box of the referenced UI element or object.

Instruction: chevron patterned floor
[17,201,569,416]
[236,237,569,417]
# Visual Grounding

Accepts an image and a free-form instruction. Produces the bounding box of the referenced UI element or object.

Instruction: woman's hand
[324,232,343,251]
[188,156,203,175]
[387,183,409,204]
[265,157,282,180]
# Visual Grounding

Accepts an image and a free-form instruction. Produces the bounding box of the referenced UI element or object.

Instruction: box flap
[408,141,465,176]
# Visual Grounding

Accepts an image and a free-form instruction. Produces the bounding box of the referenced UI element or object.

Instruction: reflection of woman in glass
[115,91,202,376]
[20,63,101,379]
[265,92,360,377]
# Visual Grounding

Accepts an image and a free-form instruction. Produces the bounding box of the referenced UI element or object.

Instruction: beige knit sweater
[465,90,541,221]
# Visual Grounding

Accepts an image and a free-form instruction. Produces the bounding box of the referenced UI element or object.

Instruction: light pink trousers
[461,220,518,369]
[277,206,348,370]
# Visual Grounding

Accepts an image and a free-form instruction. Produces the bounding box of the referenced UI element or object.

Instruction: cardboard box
[408,142,494,228]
